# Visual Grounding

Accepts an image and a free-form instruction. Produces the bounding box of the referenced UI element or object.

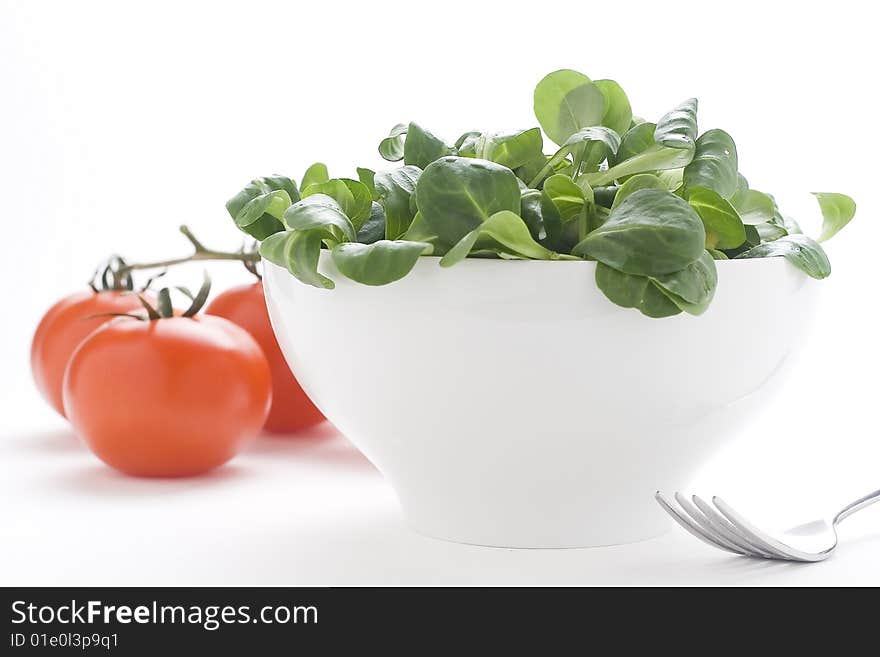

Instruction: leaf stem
[118,225,260,274]
[528,150,571,188]
[528,159,558,189]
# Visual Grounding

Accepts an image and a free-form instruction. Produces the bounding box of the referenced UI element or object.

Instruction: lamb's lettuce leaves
[415,156,521,248]
[331,240,431,285]
[814,192,856,242]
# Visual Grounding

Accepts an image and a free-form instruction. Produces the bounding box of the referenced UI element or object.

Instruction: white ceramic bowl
[263,253,817,548]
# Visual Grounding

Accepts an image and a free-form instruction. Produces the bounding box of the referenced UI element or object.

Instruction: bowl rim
[299,250,796,270]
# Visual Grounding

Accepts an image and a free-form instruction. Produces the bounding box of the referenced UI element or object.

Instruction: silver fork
[655,488,880,562]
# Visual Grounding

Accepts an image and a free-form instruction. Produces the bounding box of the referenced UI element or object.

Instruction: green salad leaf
[357,202,387,244]
[651,251,718,315]
[378,124,408,162]
[572,189,706,276]
[735,234,831,279]
[403,122,455,169]
[595,263,682,318]
[226,176,299,240]
[533,69,606,147]
[332,240,430,285]
[227,68,856,318]
[594,80,633,138]
[528,126,620,187]
[686,187,746,250]
[302,178,373,229]
[610,174,665,210]
[474,128,544,170]
[440,210,569,267]
[300,162,329,190]
[356,167,378,199]
[543,174,588,222]
[260,229,335,289]
[732,188,776,225]
[611,122,656,166]
[813,192,856,242]
[585,98,698,186]
[415,156,520,247]
[282,193,357,244]
[682,129,738,198]
[374,166,421,240]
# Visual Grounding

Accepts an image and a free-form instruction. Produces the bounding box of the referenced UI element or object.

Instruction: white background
[1,0,878,585]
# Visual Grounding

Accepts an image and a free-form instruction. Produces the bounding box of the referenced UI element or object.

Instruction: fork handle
[833,488,880,525]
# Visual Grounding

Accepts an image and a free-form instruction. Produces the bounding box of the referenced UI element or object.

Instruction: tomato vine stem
[117,225,259,275]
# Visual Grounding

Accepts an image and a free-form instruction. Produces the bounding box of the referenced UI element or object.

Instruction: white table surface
[6,265,879,587]
[5,264,879,586]
[3,386,879,587]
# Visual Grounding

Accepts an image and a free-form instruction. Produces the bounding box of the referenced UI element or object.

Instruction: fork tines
[654,491,822,562]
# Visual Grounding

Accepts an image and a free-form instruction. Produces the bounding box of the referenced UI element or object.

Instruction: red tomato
[63,315,272,477]
[31,289,145,418]
[206,282,325,433]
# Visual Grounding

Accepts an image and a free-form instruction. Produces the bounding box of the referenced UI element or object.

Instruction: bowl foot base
[399,498,673,549]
